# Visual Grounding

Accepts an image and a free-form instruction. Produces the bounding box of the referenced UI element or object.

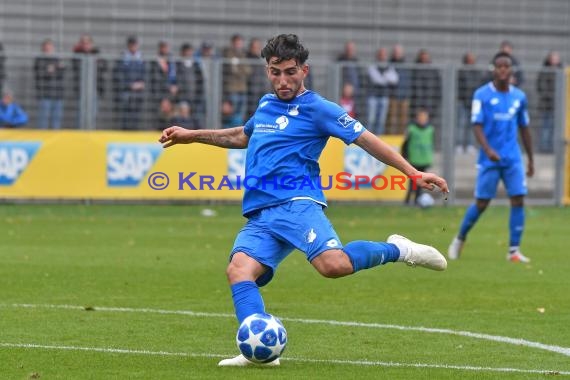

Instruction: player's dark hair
[261,34,309,65]
[492,51,513,66]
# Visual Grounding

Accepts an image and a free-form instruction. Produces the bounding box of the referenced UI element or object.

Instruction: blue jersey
[471,82,530,166]
[242,90,365,216]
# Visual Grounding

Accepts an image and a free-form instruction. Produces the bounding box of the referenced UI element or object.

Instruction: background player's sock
[509,205,525,248]
[343,240,400,272]
[458,203,482,240]
[231,281,265,324]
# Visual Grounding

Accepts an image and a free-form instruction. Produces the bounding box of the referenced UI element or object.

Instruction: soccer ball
[236,313,287,363]
[417,193,435,208]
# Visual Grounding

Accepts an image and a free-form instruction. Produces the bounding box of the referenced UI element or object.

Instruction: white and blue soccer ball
[236,313,287,363]
[417,192,435,208]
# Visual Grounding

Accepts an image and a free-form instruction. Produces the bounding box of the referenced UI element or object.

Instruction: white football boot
[388,234,447,271]
[507,250,531,263]
[447,237,465,260]
[218,354,280,367]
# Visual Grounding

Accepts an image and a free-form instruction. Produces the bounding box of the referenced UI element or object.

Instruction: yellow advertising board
[0,130,406,201]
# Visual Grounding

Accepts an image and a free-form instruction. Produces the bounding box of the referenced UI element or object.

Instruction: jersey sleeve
[470,89,485,125]
[315,98,366,144]
[243,117,254,136]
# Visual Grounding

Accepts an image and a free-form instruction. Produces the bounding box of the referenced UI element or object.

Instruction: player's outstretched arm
[354,130,449,193]
[159,126,249,149]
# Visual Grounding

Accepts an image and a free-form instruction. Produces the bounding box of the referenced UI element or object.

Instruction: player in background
[448,51,534,263]
[159,34,449,367]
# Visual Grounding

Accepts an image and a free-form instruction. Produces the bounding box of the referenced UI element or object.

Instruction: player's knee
[315,259,352,279]
[225,261,253,283]
[475,199,490,211]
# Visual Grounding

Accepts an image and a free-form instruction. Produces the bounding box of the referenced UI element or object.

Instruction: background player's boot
[507,250,531,263]
[447,236,464,260]
[388,234,447,271]
[218,354,280,367]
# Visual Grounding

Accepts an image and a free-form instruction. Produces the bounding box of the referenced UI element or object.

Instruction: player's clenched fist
[159,126,194,148]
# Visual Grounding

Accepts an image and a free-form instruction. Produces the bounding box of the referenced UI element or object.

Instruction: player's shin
[343,240,400,272]
[509,205,525,248]
[231,281,266,324]
[458,203,483,240]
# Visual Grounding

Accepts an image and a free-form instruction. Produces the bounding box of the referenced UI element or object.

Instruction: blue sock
[343,240,400,272]
[458,203,482,240]
[509,206,525,247]
[231,281,265,324]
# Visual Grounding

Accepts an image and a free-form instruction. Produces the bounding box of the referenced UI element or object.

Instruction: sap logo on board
[343,145,388,188]
[107,143,162,186]
[0,142,41,186]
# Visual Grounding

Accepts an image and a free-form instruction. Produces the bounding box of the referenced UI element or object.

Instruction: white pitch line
[0,342,568,376]
[4,303,570,358]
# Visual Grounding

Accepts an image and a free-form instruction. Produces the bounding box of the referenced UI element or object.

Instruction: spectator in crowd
[245,37,270,119]
[221,98,242,129]
[0,87,28,128]
[401,108,434,206]
[456,51,484,154]
[0,43,5,96]
[387,43,411,135]
[171,101,201,130]
[222,34,252,125]
[499,40,524,87]
[366,47,398,135]
[195,40,217,125]
[337,40,361,94]
[411,48,441,131]
[176,42,206,128]
[113,36,146,130]
[72,33,107,127]
[339,82,356,118]
[34,38,65,129]
[156,97,175,131]
[536,50,562,153]
[150,40,178,106]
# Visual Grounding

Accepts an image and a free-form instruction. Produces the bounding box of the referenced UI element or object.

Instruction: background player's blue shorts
[230,199,342,287]
[475,161,527,199]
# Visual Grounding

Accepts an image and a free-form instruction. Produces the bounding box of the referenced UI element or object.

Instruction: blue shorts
[230,199,342,287]
[475,162,527,199]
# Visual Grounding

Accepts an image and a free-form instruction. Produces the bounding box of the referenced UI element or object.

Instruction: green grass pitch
[1,204,569,379]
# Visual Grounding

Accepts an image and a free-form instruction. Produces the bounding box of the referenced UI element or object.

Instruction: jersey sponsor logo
[287,104,300,116]
[276,115,289,130]
[254,115,289,132]
[337,113,355,128]
[493,112,515,121]
[107,143,162,186]
[0,142,41,186]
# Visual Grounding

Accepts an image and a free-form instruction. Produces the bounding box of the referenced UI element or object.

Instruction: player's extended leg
[448,198,490,260]
[507,195,530,263]
[218,252,281,367]
[311,236,447,277]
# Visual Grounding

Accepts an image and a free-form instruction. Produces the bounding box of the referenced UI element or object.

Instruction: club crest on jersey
[287,104,300,116]
[337,113,355,128]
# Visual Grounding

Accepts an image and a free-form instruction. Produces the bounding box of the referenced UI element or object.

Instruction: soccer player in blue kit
[159,34,449,366]
[448,51,534,263]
